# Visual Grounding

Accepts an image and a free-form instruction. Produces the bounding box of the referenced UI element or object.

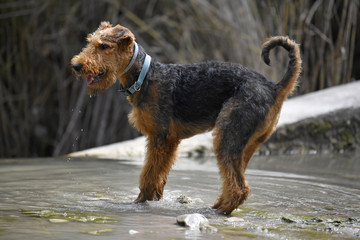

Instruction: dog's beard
[85,72,117,96]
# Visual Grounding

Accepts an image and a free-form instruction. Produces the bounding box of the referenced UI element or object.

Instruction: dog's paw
[134,192,148,203]
[134,190,163,203]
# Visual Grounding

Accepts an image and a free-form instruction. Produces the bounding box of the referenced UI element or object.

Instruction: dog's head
[70,22,135,96]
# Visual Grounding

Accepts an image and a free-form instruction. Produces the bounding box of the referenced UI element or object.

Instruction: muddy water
[0,155,359,240]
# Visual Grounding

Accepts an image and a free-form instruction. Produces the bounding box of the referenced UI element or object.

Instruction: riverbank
[69,81,360,159]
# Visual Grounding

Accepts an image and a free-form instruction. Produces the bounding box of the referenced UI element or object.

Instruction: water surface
[0,155,359,239]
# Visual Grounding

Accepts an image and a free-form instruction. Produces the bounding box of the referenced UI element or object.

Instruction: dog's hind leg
[212,94,276,215]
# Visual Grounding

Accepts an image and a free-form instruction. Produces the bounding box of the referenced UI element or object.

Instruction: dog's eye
[99,44,109,50]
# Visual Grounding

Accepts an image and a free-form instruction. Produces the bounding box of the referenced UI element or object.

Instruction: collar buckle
[119,53,152,96]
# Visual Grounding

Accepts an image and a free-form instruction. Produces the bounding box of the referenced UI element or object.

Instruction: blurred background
[1,0,359,158]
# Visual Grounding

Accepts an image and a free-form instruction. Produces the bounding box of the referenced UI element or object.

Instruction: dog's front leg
[135,135,180,202]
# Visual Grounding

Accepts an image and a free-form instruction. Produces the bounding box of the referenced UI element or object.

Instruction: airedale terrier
[71,22,301,215]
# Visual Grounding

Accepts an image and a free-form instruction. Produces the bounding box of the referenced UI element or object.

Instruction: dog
[71,21,301,215]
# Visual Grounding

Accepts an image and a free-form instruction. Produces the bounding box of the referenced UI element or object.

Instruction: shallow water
[0,155,359,239]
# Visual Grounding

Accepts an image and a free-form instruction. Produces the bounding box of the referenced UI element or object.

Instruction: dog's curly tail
[261,36,302,100]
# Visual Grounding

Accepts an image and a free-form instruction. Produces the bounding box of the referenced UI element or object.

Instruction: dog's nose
[72,63,82,72]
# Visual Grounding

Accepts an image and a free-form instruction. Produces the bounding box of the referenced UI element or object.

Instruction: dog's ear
[113,25,135,47]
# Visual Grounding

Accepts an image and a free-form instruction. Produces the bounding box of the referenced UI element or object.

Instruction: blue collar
[119,42,152,95]
[121,42,139,75]
[126,54,151,95]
